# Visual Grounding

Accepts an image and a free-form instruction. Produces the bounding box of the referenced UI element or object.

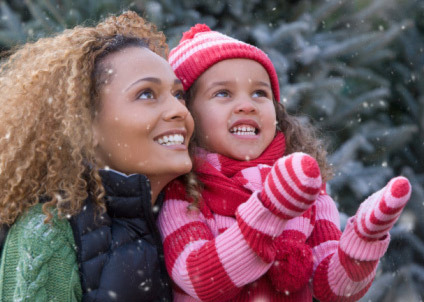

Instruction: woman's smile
[154,129,188,149]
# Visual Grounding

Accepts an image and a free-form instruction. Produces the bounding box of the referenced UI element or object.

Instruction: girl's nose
[234,97,257,114]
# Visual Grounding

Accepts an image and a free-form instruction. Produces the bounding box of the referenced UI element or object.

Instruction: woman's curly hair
[0,11,169,225]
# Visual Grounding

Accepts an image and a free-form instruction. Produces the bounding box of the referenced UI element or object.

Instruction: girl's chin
[230,151,262,161]
[226,143,266,161]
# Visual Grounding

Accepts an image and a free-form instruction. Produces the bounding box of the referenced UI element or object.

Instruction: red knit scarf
[196,132,286,216]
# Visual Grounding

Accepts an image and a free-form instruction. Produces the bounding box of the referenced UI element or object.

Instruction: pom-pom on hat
[169,24,280,102]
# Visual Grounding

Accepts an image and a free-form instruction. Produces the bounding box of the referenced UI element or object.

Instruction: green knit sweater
[0,204,82,301]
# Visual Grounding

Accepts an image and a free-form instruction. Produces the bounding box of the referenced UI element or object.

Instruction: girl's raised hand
[259,152,322,220]
[354,176,411,240]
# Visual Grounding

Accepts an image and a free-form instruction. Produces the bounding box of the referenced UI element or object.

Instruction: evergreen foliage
[1,0,423,300]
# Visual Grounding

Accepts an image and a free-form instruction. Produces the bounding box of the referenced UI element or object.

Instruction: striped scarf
[195,132,285,216]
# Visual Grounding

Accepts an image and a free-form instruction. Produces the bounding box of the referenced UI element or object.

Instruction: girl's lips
[230,132,259,140]
[228,119,260,136]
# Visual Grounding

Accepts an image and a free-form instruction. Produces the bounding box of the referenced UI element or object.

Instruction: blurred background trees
[1,0,423,300]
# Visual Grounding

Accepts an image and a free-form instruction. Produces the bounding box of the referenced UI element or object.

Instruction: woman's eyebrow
[124,78,183,92]
[252,80,271,88]
[125,77,161,92]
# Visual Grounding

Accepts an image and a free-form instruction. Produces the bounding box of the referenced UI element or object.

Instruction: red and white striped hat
[169,24,280,102]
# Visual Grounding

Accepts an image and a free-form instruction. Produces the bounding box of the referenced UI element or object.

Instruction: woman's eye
[252,90,267,98]
[137,89,155,100]
[214,90,230,98]
[174,90,186,102]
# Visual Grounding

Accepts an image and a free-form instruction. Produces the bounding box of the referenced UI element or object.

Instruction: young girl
[158,24,411,302]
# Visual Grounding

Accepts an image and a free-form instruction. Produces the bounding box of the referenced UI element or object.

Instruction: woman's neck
[98,167,166,205]
[149,180,161,205]
[148,175,176,205]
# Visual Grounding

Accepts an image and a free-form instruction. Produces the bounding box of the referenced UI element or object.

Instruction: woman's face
[93,46,194,186]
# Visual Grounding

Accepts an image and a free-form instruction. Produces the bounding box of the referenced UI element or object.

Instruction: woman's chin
[158,159,193,180]
[174,160,193,176]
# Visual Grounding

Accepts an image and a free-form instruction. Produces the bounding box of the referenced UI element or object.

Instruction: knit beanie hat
[168,24,280,102]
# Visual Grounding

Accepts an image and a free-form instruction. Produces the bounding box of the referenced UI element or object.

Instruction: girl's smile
[229,119,260,137]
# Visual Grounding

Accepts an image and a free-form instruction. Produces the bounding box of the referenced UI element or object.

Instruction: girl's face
[190,59,277,160]
[93,47,194,186]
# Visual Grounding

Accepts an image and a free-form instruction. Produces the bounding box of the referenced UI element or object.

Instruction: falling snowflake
[108,290,117,299]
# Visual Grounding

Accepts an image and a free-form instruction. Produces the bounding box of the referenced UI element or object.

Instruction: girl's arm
[159,189,280,302]
[158,152,321,302]
[310,177,411,302]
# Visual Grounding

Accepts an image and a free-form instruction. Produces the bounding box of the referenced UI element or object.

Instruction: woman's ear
[92,121,100,149]
[91,110,108,168]
[91,122,106,168]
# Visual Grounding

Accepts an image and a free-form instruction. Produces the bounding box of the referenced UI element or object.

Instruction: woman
[0,11,194,301]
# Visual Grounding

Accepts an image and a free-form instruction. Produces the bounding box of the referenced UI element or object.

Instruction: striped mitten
[259,152,322,220]
[268,237,313,294]
[354,176,411,240]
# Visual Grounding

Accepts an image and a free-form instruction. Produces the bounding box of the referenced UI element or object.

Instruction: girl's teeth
[230,125,256,135]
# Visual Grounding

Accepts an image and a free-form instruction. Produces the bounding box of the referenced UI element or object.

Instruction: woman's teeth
[157,134,184,146]
[230,125,257,135]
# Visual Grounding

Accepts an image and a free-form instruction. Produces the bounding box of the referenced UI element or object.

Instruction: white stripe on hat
[171,39,253,70]
[169,31,239,65]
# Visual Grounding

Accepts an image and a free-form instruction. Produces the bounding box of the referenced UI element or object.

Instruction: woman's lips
[154,129,189,150]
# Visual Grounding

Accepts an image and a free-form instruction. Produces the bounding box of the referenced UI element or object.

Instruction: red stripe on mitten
[354,176,411,240]
[260,152,322,220]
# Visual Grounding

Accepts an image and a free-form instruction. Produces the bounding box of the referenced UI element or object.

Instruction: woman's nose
[163,96,190,121]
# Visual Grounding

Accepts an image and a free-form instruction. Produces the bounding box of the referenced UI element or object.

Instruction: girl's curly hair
[274,101,333,182]
[0,11,169,225]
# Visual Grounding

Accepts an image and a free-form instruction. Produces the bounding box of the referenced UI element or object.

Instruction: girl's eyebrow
[204,80,232,94]
[252,80,271,88]
[203,80,271,94]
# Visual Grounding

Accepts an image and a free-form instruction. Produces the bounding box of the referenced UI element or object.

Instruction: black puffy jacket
[70,169,173,302]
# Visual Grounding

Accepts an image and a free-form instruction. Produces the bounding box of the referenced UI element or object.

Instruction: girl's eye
[137,89,155,100]
[214,90,230,98]
[252,90,268,98]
